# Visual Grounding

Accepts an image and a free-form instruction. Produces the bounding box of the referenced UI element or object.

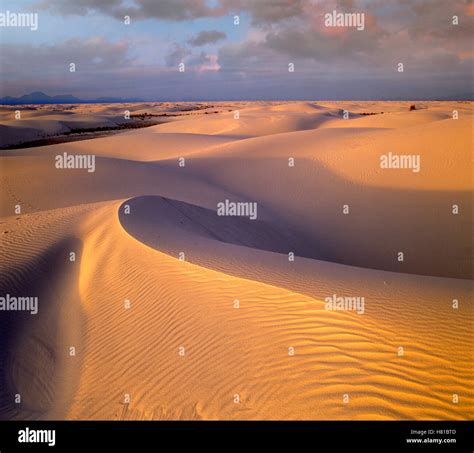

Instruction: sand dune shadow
[118,195,316,264]
[0,237,84,420]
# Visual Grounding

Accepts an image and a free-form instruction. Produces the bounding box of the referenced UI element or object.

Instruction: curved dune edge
[115,196,473,420]
[118,195,471,294]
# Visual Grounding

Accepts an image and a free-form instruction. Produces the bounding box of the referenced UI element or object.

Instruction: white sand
[0,101,472,420]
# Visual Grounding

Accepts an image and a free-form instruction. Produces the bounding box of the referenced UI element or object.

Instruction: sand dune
[0,101,248,148]
[0,101,472,420]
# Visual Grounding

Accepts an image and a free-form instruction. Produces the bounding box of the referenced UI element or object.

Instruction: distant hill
[0,91,144,105]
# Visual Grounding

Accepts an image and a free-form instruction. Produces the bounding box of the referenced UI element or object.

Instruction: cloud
[35,0,124,16]
[165,44,221,72]
[1,37,132,75]
[164,43,190,67]
[215,0,473,80]
[36,0,225,21]
[188,30,227,46]
[218,39,275,73]
[0,36,136,97]
[123,0,225,21]
[37,0,306,23]
[188,52,221,72]
[220,0,305,24]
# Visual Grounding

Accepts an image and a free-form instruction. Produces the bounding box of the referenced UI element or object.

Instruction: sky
[0,0,473,100]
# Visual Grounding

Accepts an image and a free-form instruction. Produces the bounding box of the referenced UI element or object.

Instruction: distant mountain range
[1,91,471,105]
[0,91,144,105]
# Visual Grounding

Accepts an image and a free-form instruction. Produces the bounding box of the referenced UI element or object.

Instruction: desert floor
[0,100,472,420]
